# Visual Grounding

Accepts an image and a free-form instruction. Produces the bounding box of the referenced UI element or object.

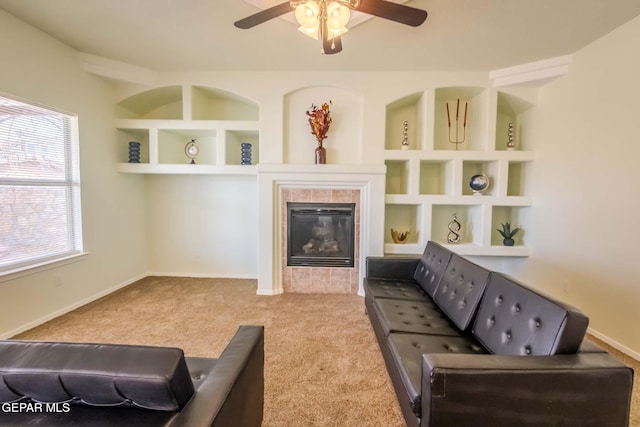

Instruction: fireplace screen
[287,202,355,267]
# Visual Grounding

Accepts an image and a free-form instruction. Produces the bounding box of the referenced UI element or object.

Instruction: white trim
[489,55,572,88]
[78,53,158,86]
[146,272,258,280]
[0,273,146,339]
[3,271,638,363]
[256,165,386,296]
[256,288,283,296]
[587,327,640,362]
[0,252,88,283]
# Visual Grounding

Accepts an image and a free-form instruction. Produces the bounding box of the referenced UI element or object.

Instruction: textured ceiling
[1,0,639,72]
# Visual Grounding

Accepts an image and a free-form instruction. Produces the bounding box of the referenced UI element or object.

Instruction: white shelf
[383,86,535,257]
[384,243,530,257]
[444,243,530,257]
[115,86,260,174]
[116,163,257,175]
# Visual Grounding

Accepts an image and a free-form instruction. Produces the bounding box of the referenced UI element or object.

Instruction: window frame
[0,92,85,281]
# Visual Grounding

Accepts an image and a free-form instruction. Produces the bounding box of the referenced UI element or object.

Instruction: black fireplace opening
[287,202,355,268]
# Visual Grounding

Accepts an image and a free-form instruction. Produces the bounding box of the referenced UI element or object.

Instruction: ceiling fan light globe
[295,2,319,29]
[326,2,350,30]
[298,23,320,40]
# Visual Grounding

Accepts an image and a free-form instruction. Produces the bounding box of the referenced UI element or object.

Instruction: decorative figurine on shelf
[497,222,520,246]
[401,120,409,150]
[469,174,490,195]
[447,213,462,244]
[446,98,467,150]
[128,141,141,163]
[390,228,410,244]
[507,122,515,150]
[185,139,199,164]
[240,142,252,165]
[306,100,332,164]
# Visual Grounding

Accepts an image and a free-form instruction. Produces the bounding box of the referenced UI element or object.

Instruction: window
[0,93,83,276]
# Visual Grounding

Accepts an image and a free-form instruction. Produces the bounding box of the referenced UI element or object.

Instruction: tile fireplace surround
[282,188,359,294]
[257,164,386,296]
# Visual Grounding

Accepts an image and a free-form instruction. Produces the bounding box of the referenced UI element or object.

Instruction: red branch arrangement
[306,101,332,143]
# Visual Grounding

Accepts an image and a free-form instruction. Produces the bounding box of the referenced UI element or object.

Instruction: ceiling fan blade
[322,35,343,55]
[234,2,294,29]
[356,0,427,27]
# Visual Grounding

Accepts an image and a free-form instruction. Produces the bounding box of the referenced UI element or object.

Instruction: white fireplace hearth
[257,164,386,296]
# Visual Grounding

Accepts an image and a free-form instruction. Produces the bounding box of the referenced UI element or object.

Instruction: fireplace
[287,202,355,268]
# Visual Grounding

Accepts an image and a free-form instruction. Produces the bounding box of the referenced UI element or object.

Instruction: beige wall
[502,15,640,357]
[2,7,640,359]
[0,10,147,337]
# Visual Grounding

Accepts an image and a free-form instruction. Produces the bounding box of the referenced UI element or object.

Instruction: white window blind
[0,93,83,275]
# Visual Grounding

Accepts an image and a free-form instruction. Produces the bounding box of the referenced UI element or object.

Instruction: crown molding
[79,53,158,86]
[489,55,572,88]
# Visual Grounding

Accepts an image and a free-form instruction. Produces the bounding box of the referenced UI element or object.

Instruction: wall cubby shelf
[115,85,260,175]
[383,86,535,257]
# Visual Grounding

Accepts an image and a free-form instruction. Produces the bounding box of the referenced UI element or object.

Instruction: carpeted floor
[13,277,404,426]
[12,277,640,426]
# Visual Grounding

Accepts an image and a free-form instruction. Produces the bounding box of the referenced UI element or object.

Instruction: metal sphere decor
[469,174,489,195]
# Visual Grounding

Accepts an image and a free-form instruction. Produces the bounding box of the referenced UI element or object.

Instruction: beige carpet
[12,277,639,426]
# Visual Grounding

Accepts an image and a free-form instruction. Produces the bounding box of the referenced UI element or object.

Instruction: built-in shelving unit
[383,87,535,257]
[113,81,537,257]
[115,85,260,174]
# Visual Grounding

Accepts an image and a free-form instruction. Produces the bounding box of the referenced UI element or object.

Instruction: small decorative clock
[469,174,489,195]
[185,139,199,164]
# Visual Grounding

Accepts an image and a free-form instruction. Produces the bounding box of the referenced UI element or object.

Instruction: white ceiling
[1,0,639,73]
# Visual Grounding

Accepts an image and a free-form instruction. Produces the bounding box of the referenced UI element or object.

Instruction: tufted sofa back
[413,241,453,298]
[472,273,589,356]
[432,254,491,331]
[0,340,195,411]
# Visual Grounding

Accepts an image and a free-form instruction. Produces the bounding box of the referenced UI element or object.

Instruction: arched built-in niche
[283,86,363,165]
[116,85,183,120]
[115,85,260,171]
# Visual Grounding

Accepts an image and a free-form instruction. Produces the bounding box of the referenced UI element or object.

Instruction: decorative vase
[240,142,252,165]
[390,228,410,244]
[503,238,515,246]
[315,140,326,164]
[128,141,141,163]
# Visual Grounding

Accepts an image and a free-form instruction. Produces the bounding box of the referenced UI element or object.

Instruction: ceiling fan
[234,0,428,54]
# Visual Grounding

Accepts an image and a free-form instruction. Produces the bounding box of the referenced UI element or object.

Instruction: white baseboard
[256,288,283,296]
[146,272,258,280]
[0,273,146,339]
[588,327,640,361]
[5,273,637,363]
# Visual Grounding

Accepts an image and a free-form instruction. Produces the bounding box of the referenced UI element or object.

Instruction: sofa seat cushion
[373,298,461,337]
[432,254,491,332]
[0,341,195,411]
[387,333,487,417]
[364,278,428,301]
[472,273,589,356]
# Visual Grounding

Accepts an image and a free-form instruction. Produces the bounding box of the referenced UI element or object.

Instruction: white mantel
[256,163,386,295]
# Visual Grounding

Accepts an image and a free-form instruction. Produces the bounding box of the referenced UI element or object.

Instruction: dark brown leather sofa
[0,325,264,427]
[365,241,634,427]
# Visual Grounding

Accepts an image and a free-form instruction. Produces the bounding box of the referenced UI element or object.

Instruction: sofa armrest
[421,352,633,427]
[366,256,420,280]
[171,325,264,427]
